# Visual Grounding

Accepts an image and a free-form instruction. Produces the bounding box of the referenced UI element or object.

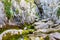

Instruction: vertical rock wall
[0,0,39,26]
[0,1,7,28]
[34,0,60,23]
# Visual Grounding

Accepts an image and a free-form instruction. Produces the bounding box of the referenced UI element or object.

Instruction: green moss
[2,32,21,40]
[22,30,29,35]
[22,29,35,35]
[0,24,20,34]
[2,29,34,40]
[24,36,30,40]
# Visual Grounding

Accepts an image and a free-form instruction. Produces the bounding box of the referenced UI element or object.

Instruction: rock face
[11,0,39,24]
[0,1,6,28]
[34,0,60,23]
[34,0,60,29]
[0,0,59,27]
[0,0,40,26]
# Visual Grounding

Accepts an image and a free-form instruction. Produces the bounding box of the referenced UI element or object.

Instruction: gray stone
[56,19,60,24]
[34,0,60,22]
[41,18,51,22]
[46,21,53,26]
[50,32,60,39]
[34,21,49,29]
[50,36,56,40]
[35,37,40,40]
[0,1,6,28]
[11,0,39,24]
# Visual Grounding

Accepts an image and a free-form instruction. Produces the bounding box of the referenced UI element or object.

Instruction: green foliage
[15,8,19,14]
[57,8,60,18]
[24,23,34,29]
[0,29,6,34]
[22,29,34,35]
[22,30,29,35]
[24,36,30,40]
[44,36,50,40]
[35,13,40,19]
[3,0,13,19]
[25,0,29,3]
[15,0,21,4]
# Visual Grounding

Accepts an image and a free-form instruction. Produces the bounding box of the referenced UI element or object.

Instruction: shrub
[3,0,14,19]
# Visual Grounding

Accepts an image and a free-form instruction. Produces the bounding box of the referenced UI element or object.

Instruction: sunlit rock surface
[34,0,60,22]
[0,0,60,40]
[34,21,49,29]
[0,0,40,26]
[11,0,39,24]
[34,0,60,29]
[0,1,6,28]
[50,32,60,40]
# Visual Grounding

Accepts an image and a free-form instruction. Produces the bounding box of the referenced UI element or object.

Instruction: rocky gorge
[0,0,60,40]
